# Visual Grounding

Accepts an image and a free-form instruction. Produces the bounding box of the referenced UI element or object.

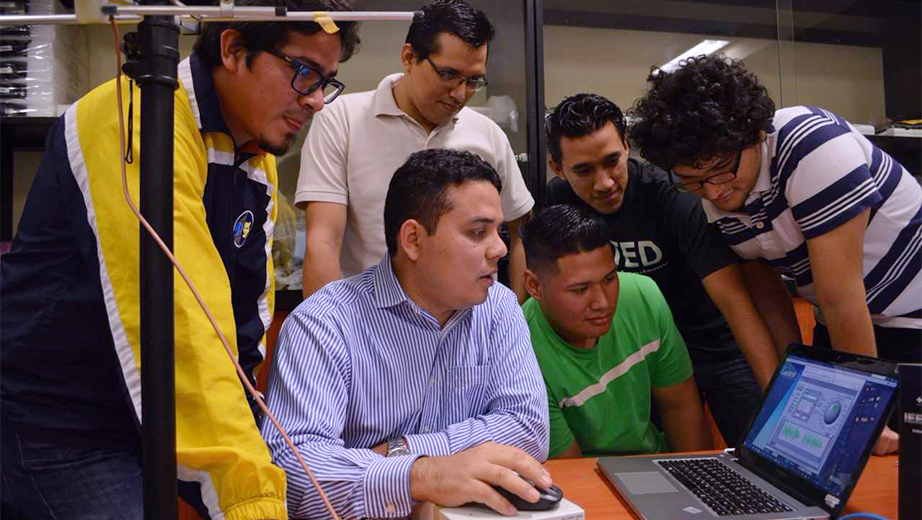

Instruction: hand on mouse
[409,441,553,516]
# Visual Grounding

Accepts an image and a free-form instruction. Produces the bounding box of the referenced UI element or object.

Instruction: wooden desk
[544,454,898,519]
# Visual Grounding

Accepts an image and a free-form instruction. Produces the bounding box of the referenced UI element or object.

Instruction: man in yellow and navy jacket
[0,1,359,518]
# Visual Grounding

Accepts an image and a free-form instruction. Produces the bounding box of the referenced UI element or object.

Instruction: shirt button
[386,504,396,514]
[755,222,765,230]
[422,426,430,433]
[429,377,435,385]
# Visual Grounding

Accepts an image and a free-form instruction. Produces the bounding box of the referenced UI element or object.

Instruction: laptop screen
[742,353,897,498]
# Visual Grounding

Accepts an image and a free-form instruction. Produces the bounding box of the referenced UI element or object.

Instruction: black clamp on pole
[133,12,181,520]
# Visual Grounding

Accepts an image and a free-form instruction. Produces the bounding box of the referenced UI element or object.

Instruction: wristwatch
[386,437,410,457]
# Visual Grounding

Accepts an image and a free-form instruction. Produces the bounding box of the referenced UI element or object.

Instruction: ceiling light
[658,39,730,74]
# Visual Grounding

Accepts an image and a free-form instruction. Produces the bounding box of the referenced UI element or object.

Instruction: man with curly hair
[629,54,921,456]
[545,93,780,448]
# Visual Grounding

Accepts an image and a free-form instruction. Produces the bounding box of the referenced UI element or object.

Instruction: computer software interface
[743,355,897,498]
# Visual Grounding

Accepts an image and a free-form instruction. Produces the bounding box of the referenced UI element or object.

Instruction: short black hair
[193,0,361,70]
[405,0,494,62]
[546,93,628,166]
[384,148,502,256]
[628,54,775,170]
[523,204,613,275]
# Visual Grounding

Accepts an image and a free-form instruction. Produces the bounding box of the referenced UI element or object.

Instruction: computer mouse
[491,479,563,512]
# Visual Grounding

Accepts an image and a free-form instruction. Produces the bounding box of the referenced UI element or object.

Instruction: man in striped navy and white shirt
[629,55,920,455]
[262,149,550,519]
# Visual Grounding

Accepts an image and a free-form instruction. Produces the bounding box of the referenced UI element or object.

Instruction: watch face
[387,438,410,457]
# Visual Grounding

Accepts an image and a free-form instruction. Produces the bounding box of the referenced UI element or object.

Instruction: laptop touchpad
[616,472,679,494]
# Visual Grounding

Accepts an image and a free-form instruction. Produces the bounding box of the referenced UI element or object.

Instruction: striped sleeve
[781,114,883,239]
[261,303,418,519]
[71,79,287,520]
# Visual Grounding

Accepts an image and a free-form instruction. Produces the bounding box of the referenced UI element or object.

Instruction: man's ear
[549,158,566,181]
[399,43,416,73]
[398,219,425,261]
[219,29,247,73]
[523,268,543,302]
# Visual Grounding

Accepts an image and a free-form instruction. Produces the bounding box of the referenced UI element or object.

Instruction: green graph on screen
[803,433,824,449]
[781,422,802,440]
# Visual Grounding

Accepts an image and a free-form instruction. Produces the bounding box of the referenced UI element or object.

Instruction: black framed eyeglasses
[425,56,488,92]
[670,150,742,193]
[265,49,345,104]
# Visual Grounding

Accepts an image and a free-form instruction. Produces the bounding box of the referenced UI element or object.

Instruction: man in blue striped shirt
[262,149,551,518]
[629,54,921,455]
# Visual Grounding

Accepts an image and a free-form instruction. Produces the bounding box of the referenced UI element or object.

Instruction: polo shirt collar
[373,73,406,118]
[751,139,773,195]
[373,72,461,126]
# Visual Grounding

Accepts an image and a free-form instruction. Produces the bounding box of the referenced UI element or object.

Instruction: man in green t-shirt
[521,204,714,458]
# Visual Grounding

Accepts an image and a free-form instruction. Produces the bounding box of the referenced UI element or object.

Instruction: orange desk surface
[543,453,898,520]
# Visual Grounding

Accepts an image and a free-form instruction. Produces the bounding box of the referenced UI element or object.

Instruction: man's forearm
[506,217,529,304]
[508,239,527,304]
[740,261,801,354]
[661,403,713,452]
[723,303,780,391]
[704,266,780,391]
[302,246,342,299]
[819,298,877,357]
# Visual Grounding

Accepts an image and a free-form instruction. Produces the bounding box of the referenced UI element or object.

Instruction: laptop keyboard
[657,458,795,517]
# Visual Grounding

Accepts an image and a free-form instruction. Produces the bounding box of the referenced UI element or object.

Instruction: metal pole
[137,14,180,520]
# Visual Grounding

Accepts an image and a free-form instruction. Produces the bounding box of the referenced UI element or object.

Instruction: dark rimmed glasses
[670,150,742,193]
[425,56,489,92]
[265,48,345,104]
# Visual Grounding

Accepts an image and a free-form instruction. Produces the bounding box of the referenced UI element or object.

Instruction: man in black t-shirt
[544,93,780,446]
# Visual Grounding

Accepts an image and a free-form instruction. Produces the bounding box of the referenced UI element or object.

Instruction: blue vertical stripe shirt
[261,255,549,519]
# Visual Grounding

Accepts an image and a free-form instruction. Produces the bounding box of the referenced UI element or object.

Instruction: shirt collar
[370,255,474,328]
[180,53,269,156]
[373,72,461,126]
[372,254,411,309]
[750,139,773,194]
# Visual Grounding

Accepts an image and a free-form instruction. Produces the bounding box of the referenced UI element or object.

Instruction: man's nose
[594,172,615,192]
[488,230,508,260]
[702,181,724,202]
[588,284,612,311]
[449,81,468,102]
[299,88,324,113]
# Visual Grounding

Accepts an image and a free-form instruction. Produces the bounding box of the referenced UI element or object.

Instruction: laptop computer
[598,344,899,520]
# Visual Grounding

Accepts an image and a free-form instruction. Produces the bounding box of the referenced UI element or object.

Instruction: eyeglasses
[670,151,742,193]
[265,48,345,104]
[425,56,488,92]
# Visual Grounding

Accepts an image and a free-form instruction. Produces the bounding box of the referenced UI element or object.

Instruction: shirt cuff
[404,432,451,457]
[363,453,421,518]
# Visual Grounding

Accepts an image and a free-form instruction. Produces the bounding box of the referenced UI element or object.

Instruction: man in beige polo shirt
[295,0,534,299]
